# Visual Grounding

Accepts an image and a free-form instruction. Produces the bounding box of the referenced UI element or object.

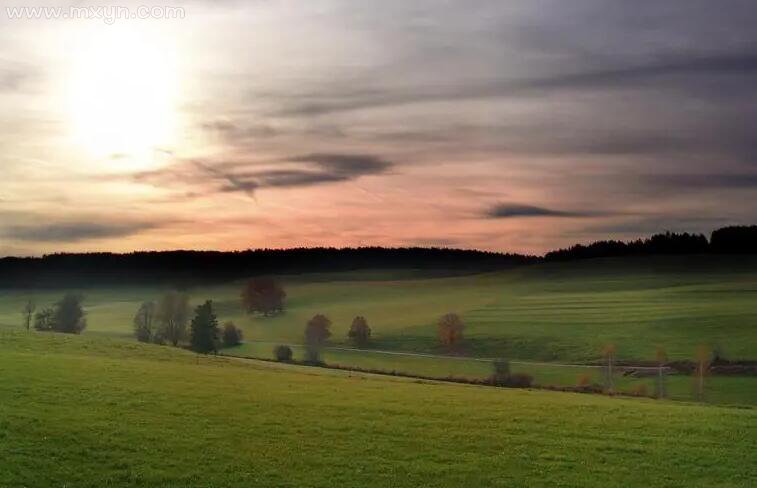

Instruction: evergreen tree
[189,300,220,354]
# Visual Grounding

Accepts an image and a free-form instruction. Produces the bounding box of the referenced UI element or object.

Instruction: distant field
[224,341,757,406]
[1,255,756,364]
[1,330,755,487]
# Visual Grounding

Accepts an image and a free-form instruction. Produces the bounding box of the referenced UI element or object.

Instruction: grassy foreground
[1,330,755,487]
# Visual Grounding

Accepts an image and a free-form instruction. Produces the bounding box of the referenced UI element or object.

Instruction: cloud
[273,52,757,117]
[290,153,393,176]
[645,173,757,189]
[134,153,393,198]
[486,203,608,219]
[1,222,158,243]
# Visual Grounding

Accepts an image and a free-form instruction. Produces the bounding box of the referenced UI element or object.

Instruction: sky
[2,0,757,256]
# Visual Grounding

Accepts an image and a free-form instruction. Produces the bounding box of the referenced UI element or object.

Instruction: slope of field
[1,255,755,363]
[1,330,755,487]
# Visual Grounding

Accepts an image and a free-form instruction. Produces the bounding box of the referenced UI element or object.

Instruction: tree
[602,343,617,393]
[52,293,86,334]
[347,316,371,347]
[189,300,220,354]
[304,314,331,363]
[221,321,243,347]
[694,345,711,402]
[241,277,286,316]
[21,298,35,332]
[438,313,464,349]
[273,344,293,362]
[491,358,511,384]
[655,346,668,399]
[33,308,55,331]
[133,301,157,343]
[156,291,190,347]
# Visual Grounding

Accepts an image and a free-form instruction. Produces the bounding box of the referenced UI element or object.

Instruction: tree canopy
[189,300,220,354]
[241,277,286,316]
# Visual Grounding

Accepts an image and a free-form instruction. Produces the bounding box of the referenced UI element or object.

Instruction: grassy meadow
[1,330,755,487]
[1,255,756,403]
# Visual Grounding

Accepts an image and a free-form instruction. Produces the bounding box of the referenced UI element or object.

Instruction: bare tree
[22,298,35,332]
[694,345,711,402]
[133,301,157,343]
[438,313,464,350]
[602,343,617,393]
[156,291,190,347]
[655,345,668,399]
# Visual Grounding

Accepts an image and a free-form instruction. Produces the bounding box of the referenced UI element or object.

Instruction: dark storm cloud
[486,204,608,219]
[134,154,393,198]
[2,222,158,242]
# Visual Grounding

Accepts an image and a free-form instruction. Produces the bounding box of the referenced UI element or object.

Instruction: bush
[221,321,243,347]
[33,308,55,331]
[273,345,293,362]
[631,383,649,397]
[576,373,592,387]
[505,373,533,388]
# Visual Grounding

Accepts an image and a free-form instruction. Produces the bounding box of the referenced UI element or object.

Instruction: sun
[66,25,180,169]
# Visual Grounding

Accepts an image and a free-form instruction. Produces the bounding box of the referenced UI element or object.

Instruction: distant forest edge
[1,225,756,287]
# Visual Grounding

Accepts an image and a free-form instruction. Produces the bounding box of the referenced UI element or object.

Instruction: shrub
[506,373,533,388]
[33,308,55,331]
[221,321,243,347]
[576,373,592,387]
[273,345,293,362]
[631,383,649,397]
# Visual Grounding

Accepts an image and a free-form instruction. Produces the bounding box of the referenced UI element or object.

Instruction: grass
[224,341,757,406]
[1,330,755,487]
[2,255,756,362]
[1,255,755,403]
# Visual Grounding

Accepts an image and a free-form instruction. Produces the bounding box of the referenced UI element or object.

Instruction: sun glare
[67,25,180,169]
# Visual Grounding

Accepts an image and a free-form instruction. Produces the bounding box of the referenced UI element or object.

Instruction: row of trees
[132,292,243,353]
[22,294,87,334]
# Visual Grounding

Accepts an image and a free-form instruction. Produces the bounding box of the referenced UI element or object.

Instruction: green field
[1,256,756,403]
[1,330,755,487]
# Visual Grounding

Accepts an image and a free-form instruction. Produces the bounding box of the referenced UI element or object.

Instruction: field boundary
[234,339,671,371]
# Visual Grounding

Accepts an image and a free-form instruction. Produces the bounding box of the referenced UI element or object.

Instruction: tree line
[545,226,757,261]
[5,226,757,288]
[0,247,533,288]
